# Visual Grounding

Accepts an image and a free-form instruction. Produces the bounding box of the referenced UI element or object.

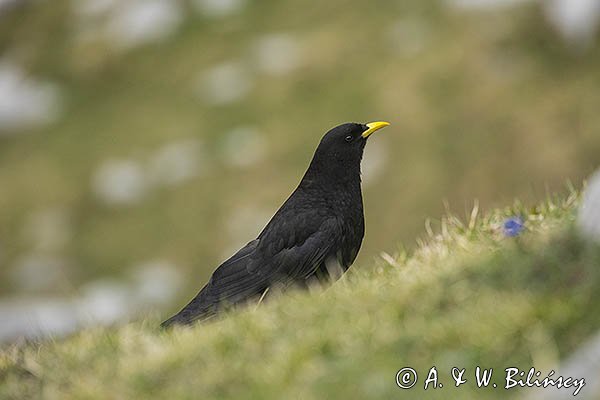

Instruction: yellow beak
[361,121,390,138]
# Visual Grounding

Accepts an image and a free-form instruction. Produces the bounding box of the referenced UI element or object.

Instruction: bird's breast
[335,202,364,268]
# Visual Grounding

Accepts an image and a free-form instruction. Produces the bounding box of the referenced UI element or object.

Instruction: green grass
[2,191,599,400]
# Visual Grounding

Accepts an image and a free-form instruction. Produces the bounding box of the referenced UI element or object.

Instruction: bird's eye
[345,135,353,142]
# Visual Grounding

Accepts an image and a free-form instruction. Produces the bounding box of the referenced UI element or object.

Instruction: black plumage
[161,121,390,327]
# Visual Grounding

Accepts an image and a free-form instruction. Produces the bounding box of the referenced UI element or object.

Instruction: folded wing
[161,214,339,327]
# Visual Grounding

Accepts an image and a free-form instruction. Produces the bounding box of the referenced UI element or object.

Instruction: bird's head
[302,121,390,186]
[308,121,389,171]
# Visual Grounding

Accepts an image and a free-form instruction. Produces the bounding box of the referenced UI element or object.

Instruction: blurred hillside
[0,0,599,326]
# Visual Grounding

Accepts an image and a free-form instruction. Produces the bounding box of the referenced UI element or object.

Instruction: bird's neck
[299,159,363,197]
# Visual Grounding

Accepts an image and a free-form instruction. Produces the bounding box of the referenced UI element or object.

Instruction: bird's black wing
[251,210,340,279]
[161,211,339,327]
[211,211,340,300]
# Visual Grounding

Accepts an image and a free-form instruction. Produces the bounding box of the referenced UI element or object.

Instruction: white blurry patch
[362,138,389,186]
[10,254,67,291]
[196,62,253,105]
[0,61,62,132]
[130,259,182,306]
[105,0,182,49]
[149,139,205,186]
[22,208,71,252]
[0,264,181,342]
[387,17,431,58]
[252,34,302,76]
[72,0,182,50]
[192,0,245,18]
[0,0,22,13]
[78,280,132,325]
[445,0,532,10]
[543,0,600,50]
[221,126,268,168]
[0,298,79,342]
[92,159,147,206]
[578,170,600,242]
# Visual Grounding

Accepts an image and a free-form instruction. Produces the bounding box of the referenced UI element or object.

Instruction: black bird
[161,121,390,327]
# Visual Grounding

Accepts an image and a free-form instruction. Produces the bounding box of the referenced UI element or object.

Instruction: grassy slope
[2,191,600,400]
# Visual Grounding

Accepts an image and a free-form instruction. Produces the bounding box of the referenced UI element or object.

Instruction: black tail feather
[160,287,216,328]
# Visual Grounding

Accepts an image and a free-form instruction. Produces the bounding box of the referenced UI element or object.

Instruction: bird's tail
[160,287,217,328]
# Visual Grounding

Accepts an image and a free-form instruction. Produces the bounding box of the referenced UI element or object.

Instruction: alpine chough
[162,121,390,327]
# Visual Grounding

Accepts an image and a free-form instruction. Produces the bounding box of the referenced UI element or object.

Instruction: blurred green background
[0,0,599,330]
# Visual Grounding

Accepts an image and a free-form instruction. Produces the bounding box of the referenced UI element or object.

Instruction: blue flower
[503,217,524,237]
